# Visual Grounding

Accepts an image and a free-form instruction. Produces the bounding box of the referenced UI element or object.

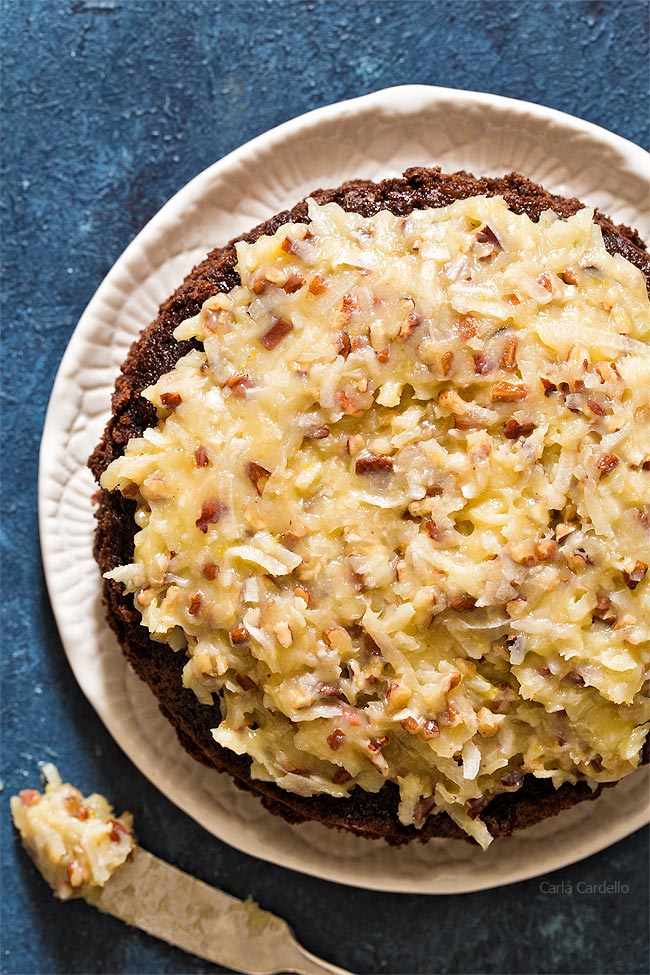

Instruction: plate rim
[39,83,650,894]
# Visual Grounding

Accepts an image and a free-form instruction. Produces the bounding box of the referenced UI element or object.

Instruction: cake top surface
[101,194,650,846]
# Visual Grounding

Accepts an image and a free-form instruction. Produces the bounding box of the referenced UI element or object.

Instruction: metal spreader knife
[11,767,352,975]
[84,845,351,975]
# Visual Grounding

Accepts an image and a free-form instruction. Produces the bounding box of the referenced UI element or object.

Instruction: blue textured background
[1,2,649,973]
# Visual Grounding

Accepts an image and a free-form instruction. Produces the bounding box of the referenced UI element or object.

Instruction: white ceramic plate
[40,85,650,893]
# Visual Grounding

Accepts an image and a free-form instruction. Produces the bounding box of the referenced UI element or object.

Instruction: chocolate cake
[89,168,650,845]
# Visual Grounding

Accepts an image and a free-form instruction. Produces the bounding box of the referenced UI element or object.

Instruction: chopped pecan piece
[19,789,40,807]
[503,418,536,439]
[194,444,210,468]
[536,272,553,292]
[593,593,612,615]
[222,373,254,397]
[141,474,173,503]
[597,452,619,477]
[510,541,536,567]
[424,520,440,541]
[491,381,528,402]
[565,548,591,571]
[338,331,351,358]
[398,312,421,341]
[562,670,585,686]
[413,796,437,826]
[247,461,271,495]
[195,498,226,533]
[467,795,492,819]
[202,562,218,581]
[231,625,250,646]
[473,352,493,374]
[457,316,478,340]
[283,764,312,777]
[293,585,311,606]
[355,454,394,475]
[368,736,389,752]
[346,435,364,457]
[475,225,502,260]
[506,596,527,617]
[534,539,558,562]
[476,224,501,247]
[160,391,182,410]
[592,594,616,626]
[236,672,256,691]
[327,729,346,751]
[541,377,557,396]
[401,717,420,735]
[596,361,622,384]
[109,819,126,842]
[439,704,459,728]
[350,566,368,592]
[449,594,477,612]
[500,770,524,790]
[261,317,293,350]
[280,234,309,256]
[362,631,382,657]
[622,561,648,590]
[323,626,352,653]
[386,681,411,709]
[477,707,503,738]
[188,592,203,616]
[306,425,330,440]
[336,389,365,415]
[308,272,327,294]
[421,719,439,740]
[560,269,579,286]
[283,272,304,293]
[555,522,576,542]
[440,349,453,376]
[587,399,605,416]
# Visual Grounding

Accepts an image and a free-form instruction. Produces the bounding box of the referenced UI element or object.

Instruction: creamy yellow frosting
[102,196,650,846]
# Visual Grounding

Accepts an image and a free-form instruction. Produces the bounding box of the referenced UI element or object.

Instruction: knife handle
[276,939,354,975]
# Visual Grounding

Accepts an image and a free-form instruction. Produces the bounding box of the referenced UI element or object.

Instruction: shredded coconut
[10,765,135,898]
[101,196,650,847]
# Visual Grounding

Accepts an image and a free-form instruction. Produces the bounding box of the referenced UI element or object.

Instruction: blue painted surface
[1,2,648,973]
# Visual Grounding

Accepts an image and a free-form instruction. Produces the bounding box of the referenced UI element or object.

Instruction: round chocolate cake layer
[89,167,649,844]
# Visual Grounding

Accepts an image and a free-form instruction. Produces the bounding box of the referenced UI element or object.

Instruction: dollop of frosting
[11,765,135,898]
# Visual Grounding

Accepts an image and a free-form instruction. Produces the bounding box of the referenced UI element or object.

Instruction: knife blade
[84,846,352,975]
